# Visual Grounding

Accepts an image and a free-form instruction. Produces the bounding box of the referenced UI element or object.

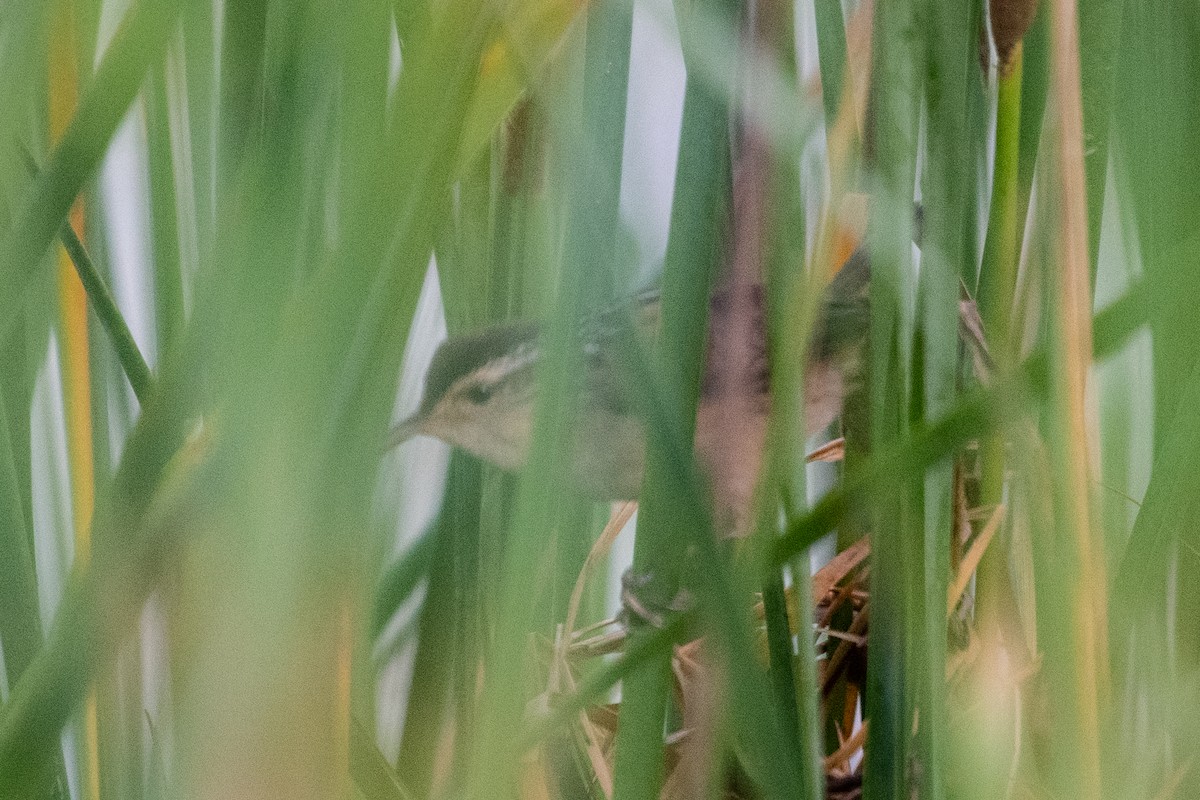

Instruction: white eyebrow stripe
[472,342,539,387]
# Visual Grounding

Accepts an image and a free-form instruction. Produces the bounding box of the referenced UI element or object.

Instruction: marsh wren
[386,250,879,507]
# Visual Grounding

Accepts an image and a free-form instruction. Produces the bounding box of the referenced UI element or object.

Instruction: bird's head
[388,321,542,468]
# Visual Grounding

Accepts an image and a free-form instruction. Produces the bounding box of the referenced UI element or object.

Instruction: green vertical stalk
[758,280,817,795]
[1077,0,1123,277]
[977,52,1024,361]
[863,0,922,795]
[610,1,741,796]
[0,5,49,570]
[810,0,867,759]
[563,1,632,305]
[144,63,185,358]
[491,100,608,629]
[395,455,480,795]
[974,51,1023,631]
[787,555,825,800]
[438,151,493,332]
[1013,2,1048,257]
[760,577,800,738]
[752,0,824,789]
[812,0,847,128]
[1113,0,1200,688]
[916,0,977,791]
[445,156,494,786]
[179,0,219,271]
[611,0,713,791]
[465,3,632,797]
[216,0,268,187]
[1035,238,1107,799]
[777,546,825,800]
[960,14,989,288]
[422,149,497,787]
[0,389,46,701]
[0,316,43,558]
[539,5,627,631]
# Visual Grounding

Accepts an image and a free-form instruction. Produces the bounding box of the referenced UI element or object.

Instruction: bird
[385,250,883,520]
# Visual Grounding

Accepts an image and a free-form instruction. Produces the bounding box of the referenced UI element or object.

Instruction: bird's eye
[466,384,494,404]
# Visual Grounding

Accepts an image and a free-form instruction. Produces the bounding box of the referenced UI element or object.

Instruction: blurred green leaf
[0,0,180,342]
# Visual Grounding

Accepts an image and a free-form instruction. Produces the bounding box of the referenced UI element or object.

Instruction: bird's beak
[384,413,424,452]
